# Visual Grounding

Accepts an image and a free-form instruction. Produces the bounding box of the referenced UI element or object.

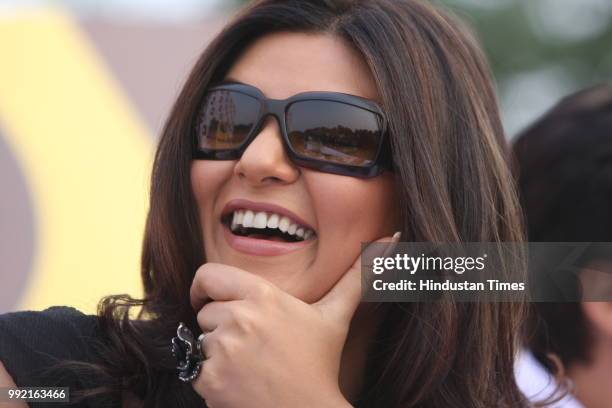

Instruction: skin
[191,32,399,304]
[0,361,27,408]
[567,304,612,408]
[564,263,612,408]
[189,32,401,407]
[0,32,400,408]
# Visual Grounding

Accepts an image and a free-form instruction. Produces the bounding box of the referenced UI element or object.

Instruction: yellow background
[0,9,152,313]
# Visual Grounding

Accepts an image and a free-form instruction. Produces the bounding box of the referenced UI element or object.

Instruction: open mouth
[221,209,317,243]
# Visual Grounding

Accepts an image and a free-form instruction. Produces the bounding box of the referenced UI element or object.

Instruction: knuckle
[193,264,205,280]
[206,334,221,352]
[196,308,208,328]
[197,302,216,326]
[191,267,207,298]
[252,282,275,302]
[205,334,237,358]
[232,309,255,333]
[217,336,238,356]
[195,263,213,281]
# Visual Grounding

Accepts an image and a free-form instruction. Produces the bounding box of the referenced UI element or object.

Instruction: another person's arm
[0,361,28,408]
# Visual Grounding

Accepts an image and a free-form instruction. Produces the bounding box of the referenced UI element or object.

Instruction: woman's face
[191,32,400,303]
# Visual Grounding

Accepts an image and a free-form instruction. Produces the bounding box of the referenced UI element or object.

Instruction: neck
[568,336,612,408]
[338,303,386,403]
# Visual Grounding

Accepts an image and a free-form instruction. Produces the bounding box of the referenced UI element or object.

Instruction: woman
[0,0,527,406]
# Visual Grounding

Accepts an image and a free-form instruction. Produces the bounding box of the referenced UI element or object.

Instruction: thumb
[315,231,401,323]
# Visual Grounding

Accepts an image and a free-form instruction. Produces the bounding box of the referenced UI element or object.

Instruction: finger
[199,331,235,363]
[196,300,234,332]
[194,350,220,396]
[190,263,268,311]
[195,299,249,333]
[192,335,220,398]
[198,331,214,359]
[315,231,401,322]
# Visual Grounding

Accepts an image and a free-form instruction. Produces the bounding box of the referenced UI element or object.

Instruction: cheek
[190,161,231,206]
[311,172,399,239]
[190,160,234,249]
[300,171,400,300]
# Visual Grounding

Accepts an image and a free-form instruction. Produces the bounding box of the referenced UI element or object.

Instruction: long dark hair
[54,1,528,406]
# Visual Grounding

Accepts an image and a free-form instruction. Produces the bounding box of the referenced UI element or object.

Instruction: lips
[220,198,317,256]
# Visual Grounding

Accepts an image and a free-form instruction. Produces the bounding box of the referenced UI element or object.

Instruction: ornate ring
[171,322,207,382]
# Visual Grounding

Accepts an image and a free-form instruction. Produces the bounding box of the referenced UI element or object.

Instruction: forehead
[224,31,380,102]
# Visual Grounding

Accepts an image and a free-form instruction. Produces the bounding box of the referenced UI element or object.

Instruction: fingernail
[382,231,402,258]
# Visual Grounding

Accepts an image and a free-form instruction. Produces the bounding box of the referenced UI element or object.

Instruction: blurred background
[0,0,610,314]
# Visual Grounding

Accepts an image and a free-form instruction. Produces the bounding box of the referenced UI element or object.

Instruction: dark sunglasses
[192,82,392,178]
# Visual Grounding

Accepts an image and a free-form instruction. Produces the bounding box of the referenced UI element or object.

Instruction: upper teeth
[230,210,315,240]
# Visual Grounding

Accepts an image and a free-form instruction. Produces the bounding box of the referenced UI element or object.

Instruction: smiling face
[190,31,400,303]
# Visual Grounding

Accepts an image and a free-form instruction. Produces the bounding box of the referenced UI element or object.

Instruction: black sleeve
[0,306,118,408]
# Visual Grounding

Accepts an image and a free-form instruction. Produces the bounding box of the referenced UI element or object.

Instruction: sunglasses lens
[286,100,384,167]
[196,89,260,151]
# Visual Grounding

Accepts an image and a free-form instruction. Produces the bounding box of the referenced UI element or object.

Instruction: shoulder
[0,360,27,408]
[0,306,100,388]
[0,305,97,336]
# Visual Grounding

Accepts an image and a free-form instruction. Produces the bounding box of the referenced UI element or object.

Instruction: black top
[0,306,121,408]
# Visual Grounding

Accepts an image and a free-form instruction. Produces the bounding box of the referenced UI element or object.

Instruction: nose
[233,116,300,186]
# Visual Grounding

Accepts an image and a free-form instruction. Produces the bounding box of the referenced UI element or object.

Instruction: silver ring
[171,322,207,382]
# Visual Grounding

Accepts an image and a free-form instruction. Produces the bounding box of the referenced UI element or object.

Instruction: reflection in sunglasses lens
[196,90,259,150]
[286,100,383,166]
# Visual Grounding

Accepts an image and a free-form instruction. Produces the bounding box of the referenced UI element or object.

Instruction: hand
[188,233,400,408]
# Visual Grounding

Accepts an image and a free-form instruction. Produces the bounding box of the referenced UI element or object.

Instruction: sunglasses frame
[192,81,392,178]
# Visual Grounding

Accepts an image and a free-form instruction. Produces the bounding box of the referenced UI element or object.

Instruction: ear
[580,260,612,339]
[581,302,612,339]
